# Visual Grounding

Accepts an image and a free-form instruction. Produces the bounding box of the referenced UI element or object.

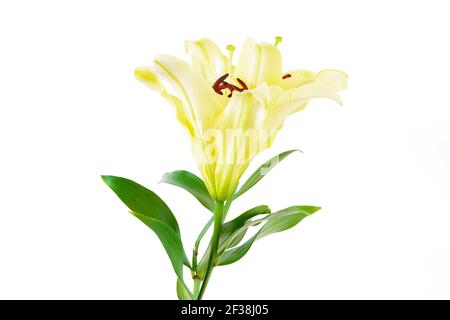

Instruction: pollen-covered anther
[212,74,249,97]
[236,78,248,90]
[212,73,230,94]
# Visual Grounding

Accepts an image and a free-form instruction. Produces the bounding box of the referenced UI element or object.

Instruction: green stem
[193,278,201,298]
[197,201,224,300]
[223,198,232,219]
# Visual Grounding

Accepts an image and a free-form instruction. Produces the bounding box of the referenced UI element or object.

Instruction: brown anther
[226,83,242,97]
[215,83,227,95]
[236,78,248,90]
[212,73,229,94]
[282,73,292,80]
[212,73,249,97]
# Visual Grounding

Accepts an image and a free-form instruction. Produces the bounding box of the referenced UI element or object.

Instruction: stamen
[225,83,240,97]
[212,73,229,94]
[236,78,248,90]
[212,73,249,97]
[282,73,292,80]
[274,36,283,47]
[226,44,235,74]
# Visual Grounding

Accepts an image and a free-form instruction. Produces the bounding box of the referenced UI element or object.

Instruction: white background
[1,0,449,300]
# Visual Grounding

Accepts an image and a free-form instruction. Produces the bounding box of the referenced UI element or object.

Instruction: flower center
[212,37,291,97]
[212,73,248,97]
[212,73,293,97]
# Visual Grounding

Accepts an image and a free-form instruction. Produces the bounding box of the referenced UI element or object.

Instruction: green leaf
[233,150,301,199]
[196,205,270,277]
[161,170,214,212]
[258,206,320,238]
[218,206,320,266]
[176,279,193,300]
[131,212,186,280]
[219,205,270,251]
[102,175,180,234]
[218,233,258,266]
[102,175,191,270]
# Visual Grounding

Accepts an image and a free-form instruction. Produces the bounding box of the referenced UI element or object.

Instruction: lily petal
[235,39,282,88]
[152,54,223,132]
[214,90,268,200]
[135,68,194,136]
[218,90,267,131]
[280,69,316,90]
[185,38,228,82]
[251,84,284,149]
[218,89,267,168]
[289,83,343,105]
[264,83,343,131]
[314,69,348,91]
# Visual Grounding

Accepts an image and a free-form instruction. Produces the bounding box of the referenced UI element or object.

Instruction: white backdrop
[1,0,449,299]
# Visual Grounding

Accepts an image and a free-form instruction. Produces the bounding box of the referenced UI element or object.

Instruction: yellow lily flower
[135,37,347,201]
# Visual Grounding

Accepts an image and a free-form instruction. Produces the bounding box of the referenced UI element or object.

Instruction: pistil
[274,36,283,47]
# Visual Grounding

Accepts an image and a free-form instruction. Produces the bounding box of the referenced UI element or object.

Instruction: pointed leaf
[218,206,320,266]
[234,150,300,199]
[102,175,180,234]
[218,233,258,266]
[161,170,215,212]
[196,205,270,276]
[102,175,191,269]
[132,212,186,280]
[258,206,321,238]
[219,205,270,251]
